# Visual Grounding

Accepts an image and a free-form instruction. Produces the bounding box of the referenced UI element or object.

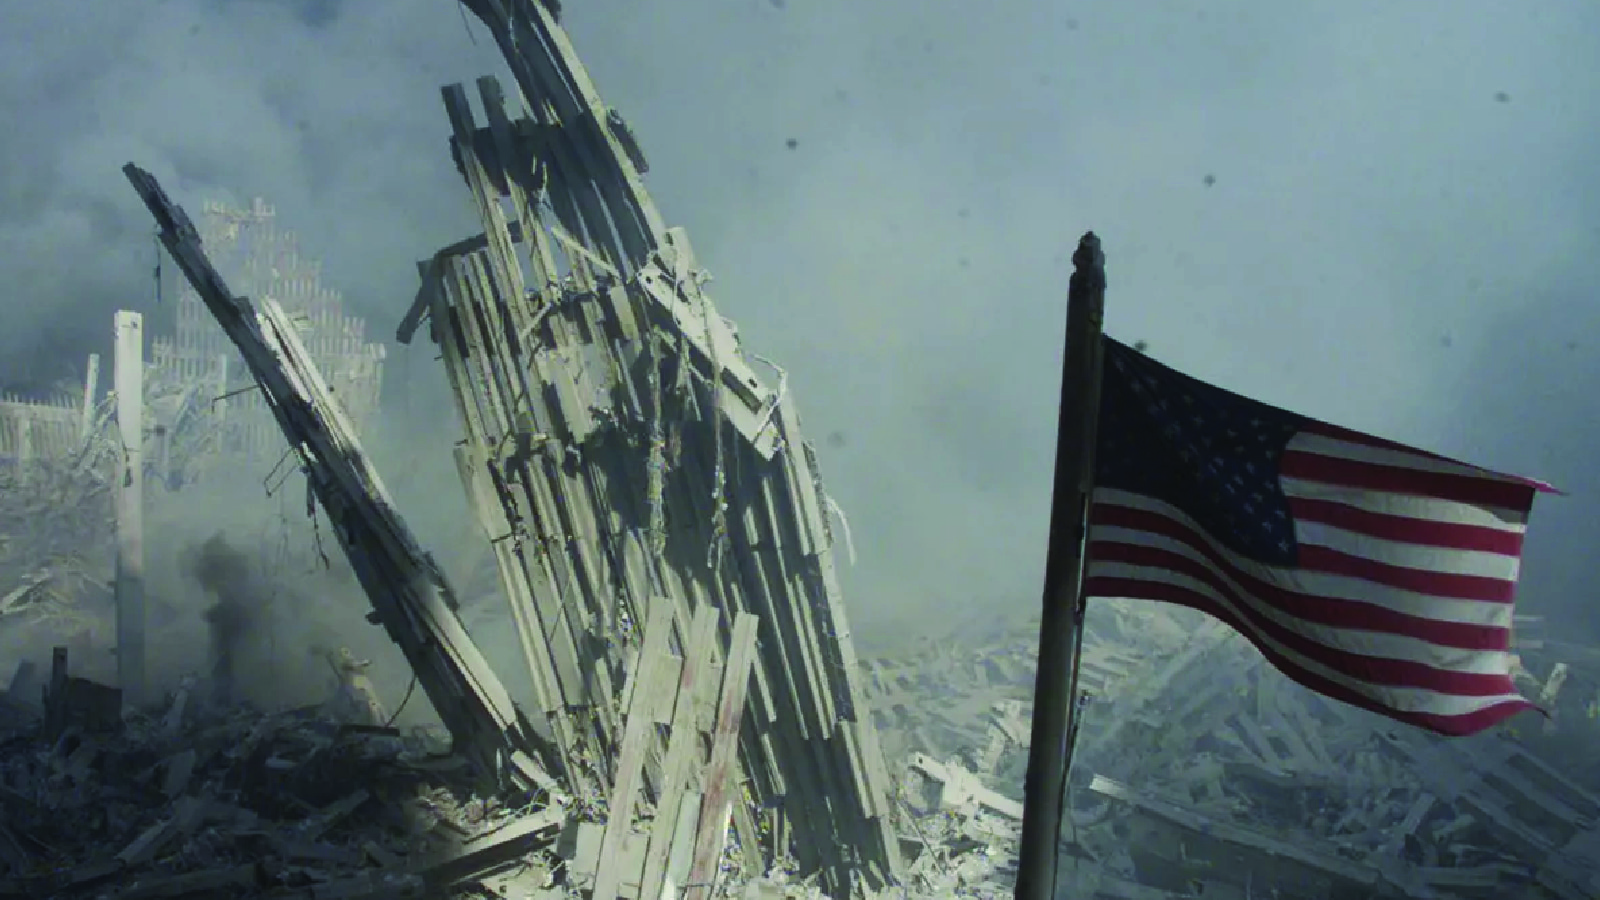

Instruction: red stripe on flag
[1287,496,1524,556]
[1299,421,1471,467]
[1295,545,1515,603]
[1090,538,1511,653]
[1279,450,1537,513]
[1081,575,1532,737]
[1090,538,1514,686]
[1299,422,1556,493]
[1093,503,1517,605]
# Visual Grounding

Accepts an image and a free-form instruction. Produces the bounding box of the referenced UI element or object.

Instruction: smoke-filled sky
[2,0,1597,644]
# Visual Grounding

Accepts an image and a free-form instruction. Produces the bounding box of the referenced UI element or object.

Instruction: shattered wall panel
[0,377,119,635]
[402,2,903,886]
[0,393,83,463]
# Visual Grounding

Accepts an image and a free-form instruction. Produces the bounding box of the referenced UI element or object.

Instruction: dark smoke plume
[185,534,266,704]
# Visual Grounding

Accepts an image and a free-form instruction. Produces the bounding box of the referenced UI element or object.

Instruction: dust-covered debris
[0,647,564,900]
[856,606,1600,900]
[0,441,118,636]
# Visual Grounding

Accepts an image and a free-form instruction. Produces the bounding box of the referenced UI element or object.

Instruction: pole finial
[1072,231,1105,281]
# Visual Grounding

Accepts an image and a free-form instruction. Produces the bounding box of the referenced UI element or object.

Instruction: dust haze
[0,0,1596,694]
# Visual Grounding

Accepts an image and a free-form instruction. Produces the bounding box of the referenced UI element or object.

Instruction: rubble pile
[855,603,1207,899]
[0,650,564,900]
[1066,620,1600,899]
[0,454,116,631]
[860,601,1199,772]
[19,597,1598,900]
[860,609,1600,900]
[891,806,1018,900]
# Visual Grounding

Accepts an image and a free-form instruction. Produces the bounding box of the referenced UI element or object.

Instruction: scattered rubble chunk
[0,669,562,900]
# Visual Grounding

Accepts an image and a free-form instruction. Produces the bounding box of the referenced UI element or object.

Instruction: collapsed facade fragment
[395,0,902,886]
[0,366,120,641]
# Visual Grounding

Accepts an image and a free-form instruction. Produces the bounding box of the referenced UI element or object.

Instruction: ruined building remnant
[110,1,901,891]
[0,378,115,637]
[3,198,384,501]
[0,391,85,465]
[395,0,902,891]
[148,198,386,473]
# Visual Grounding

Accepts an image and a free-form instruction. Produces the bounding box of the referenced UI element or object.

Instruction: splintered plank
[631,258,777,453]
[772,404,828,558]
[1254,683,1326,773]
[1385,732,1595,899]
[729,778,763,879]
[1377,793,1435,858]
[1544,827,1600,898]
[590,599,675,900]
[451,442,559,716]
[684,613,761,900]
[638,604,721,900]
[498,0,666,254]
[654,408,781,728]
[722,512,849,876]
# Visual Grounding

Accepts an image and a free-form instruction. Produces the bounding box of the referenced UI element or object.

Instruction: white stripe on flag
[1279,476,1530,531]
[1088,525,1512,674]
[1085,557,1527,719]
[1291,520,1522,581]
[1092,489,1516,628]
[1290,431,1516,483]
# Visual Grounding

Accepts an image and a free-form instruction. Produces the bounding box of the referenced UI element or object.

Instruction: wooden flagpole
[1014,232,1107,900]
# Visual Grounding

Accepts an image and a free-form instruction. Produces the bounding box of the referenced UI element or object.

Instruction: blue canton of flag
[1096,340,1304,565]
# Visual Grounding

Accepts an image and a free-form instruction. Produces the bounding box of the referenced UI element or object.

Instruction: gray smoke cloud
[0,0,1595,650]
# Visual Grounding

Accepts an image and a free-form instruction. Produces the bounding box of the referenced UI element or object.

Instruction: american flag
[1085,338,1554,736]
